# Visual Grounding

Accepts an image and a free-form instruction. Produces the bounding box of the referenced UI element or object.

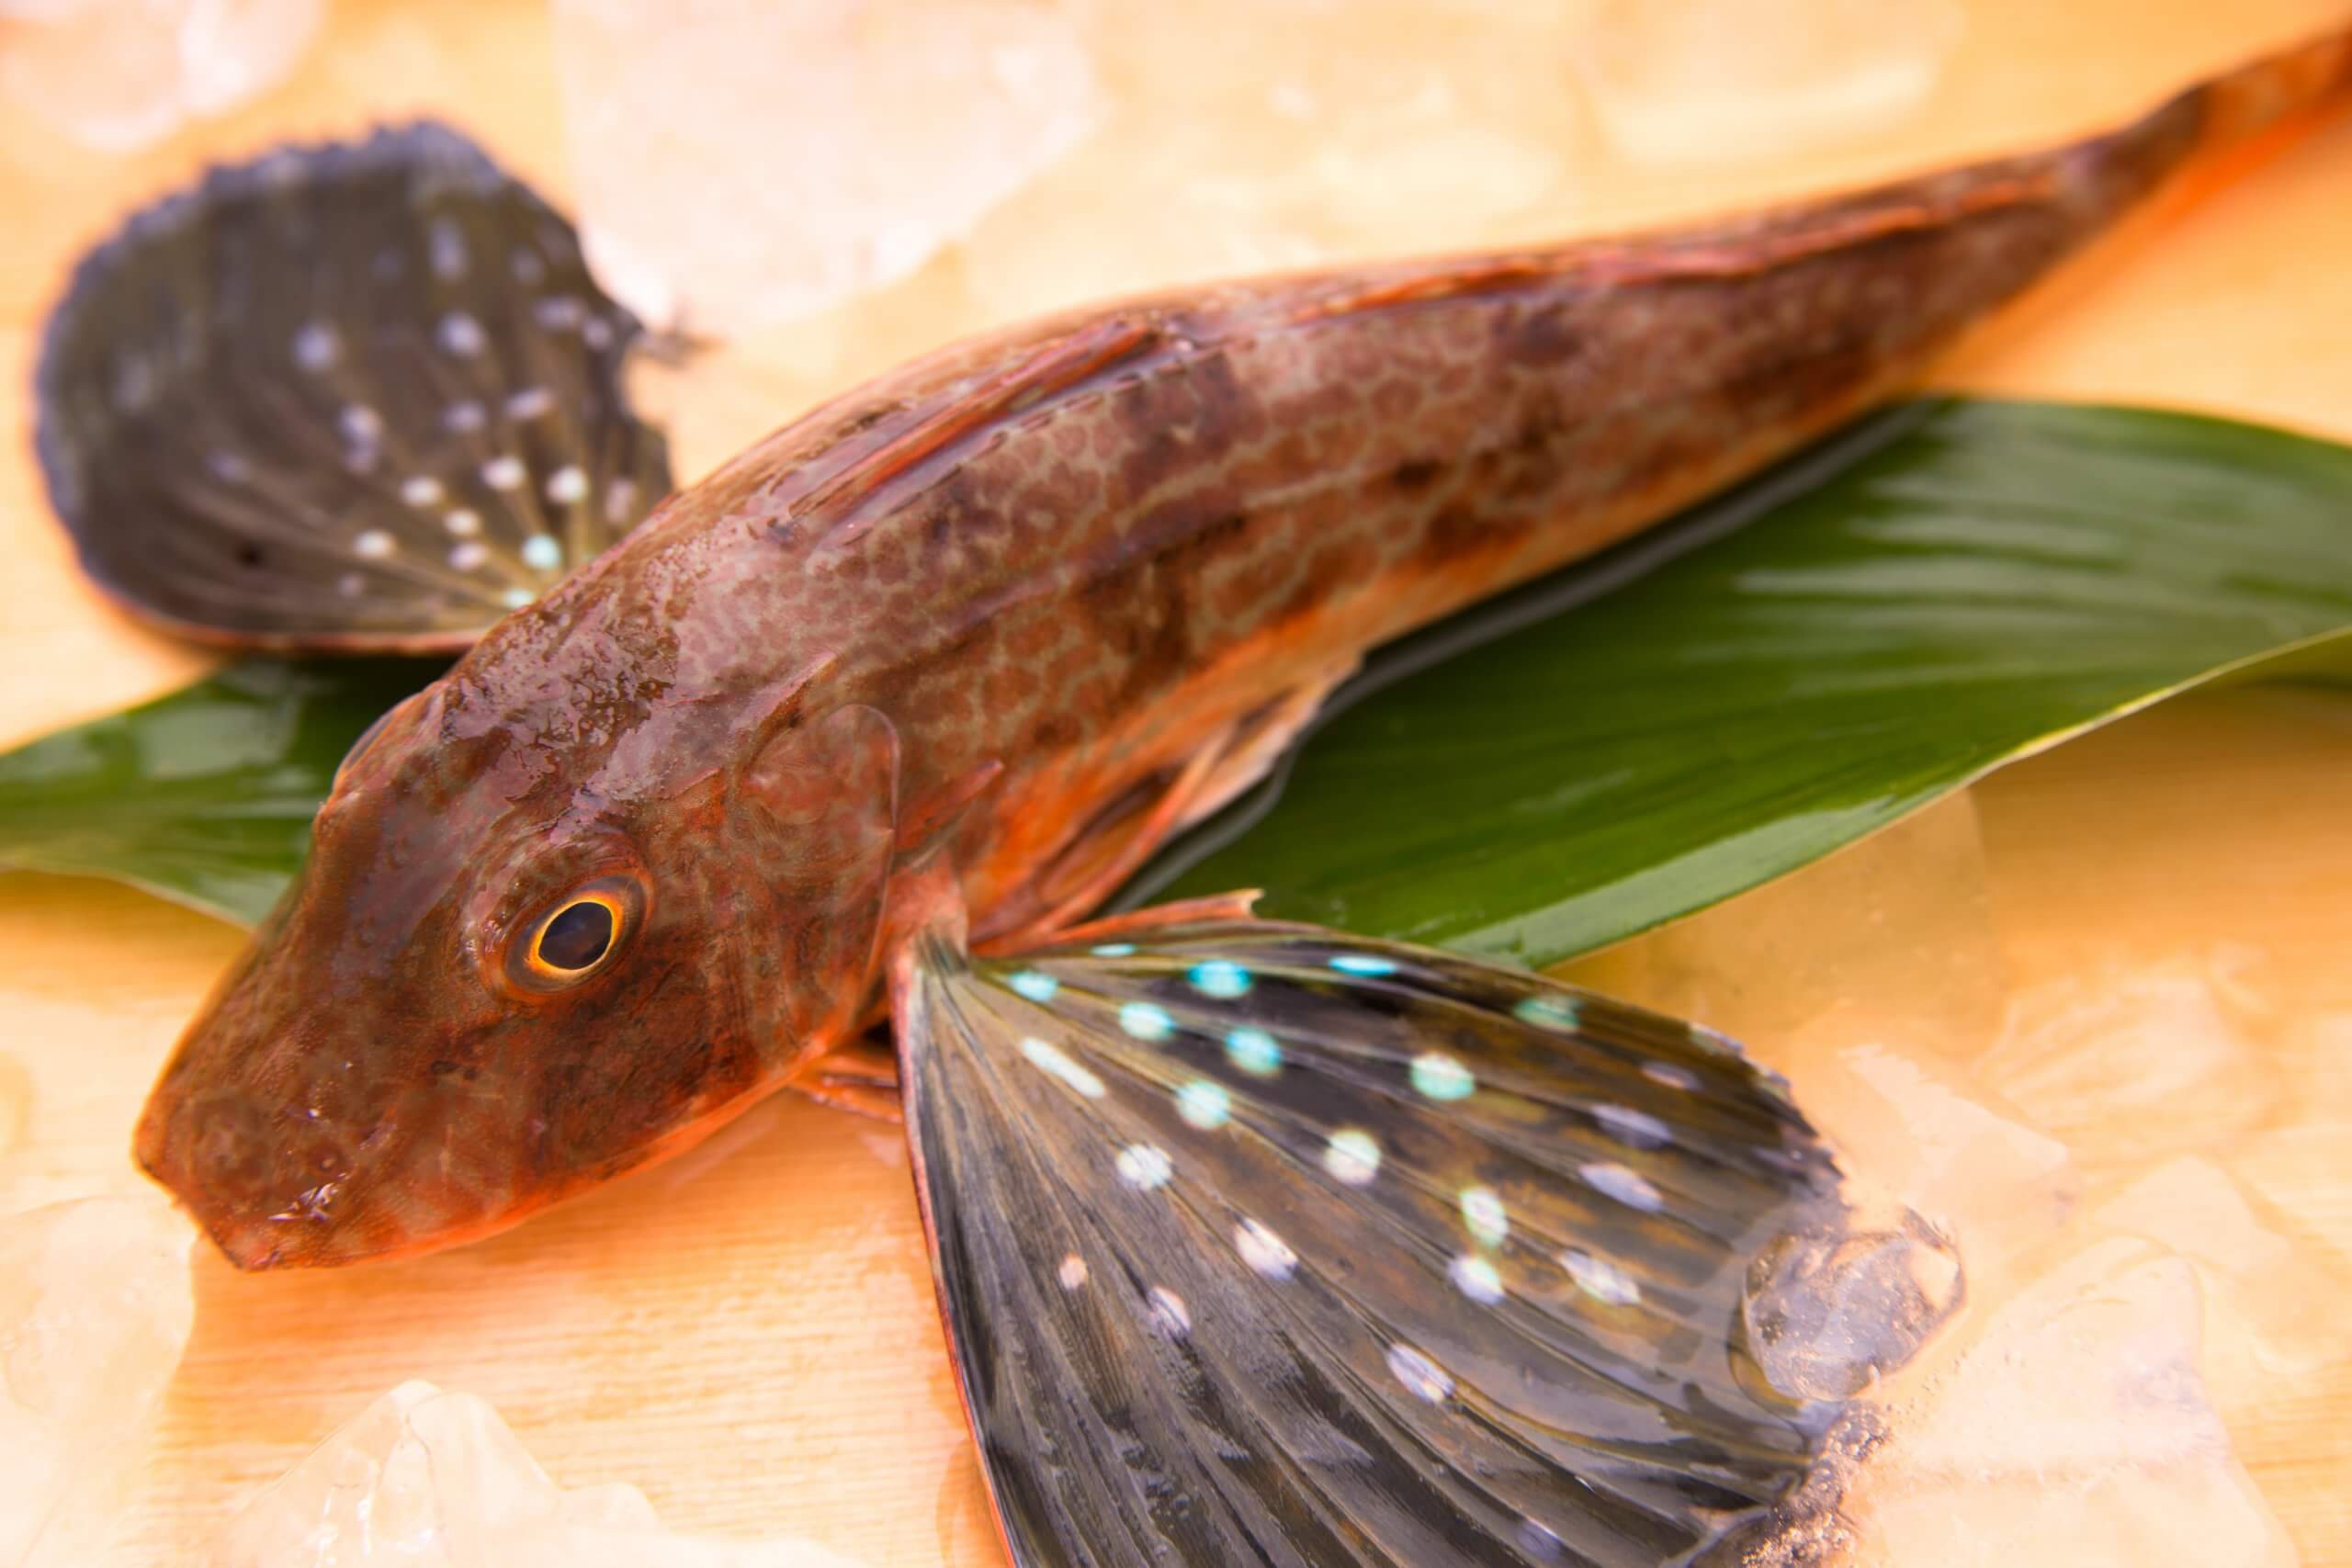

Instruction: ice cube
[1744,1197,1964,1401]
[1561,791,2007,1061]
[963,0,1577,321]
[1850,1236,2298,1568]
[1981,953,2279,1174]
[1570,0,1962,165]
[211,1380,868,1567]
[0,1193,197,1568]
[0,0,321,152]
[2097,1156,2352,1400]
[549,0,1102,336]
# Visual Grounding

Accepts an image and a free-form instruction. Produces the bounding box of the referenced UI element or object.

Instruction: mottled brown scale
[135,28,2352,1269]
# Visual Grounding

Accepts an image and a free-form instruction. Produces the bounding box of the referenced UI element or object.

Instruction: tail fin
[2050,17,2352,229]
[2173,19,2352,151]
[895,913,1961,1566]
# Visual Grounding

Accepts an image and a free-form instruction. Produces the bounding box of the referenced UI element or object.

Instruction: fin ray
[899,915,1861,1566]
[35,121,672,651]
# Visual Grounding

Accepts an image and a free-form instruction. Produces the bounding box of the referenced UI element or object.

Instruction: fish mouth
[131,1012,521,1272]
[134,1085,533,1271]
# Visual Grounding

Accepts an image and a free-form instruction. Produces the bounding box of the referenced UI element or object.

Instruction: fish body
[119,26,2352,1567]
[136,23,2352,1270]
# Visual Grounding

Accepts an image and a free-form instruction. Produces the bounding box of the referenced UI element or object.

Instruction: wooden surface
[1,1,2348,1562]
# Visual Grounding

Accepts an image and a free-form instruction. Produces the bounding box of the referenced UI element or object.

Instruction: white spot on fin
[1018,1037,1103,1100]
[1116,1144,1172,1191]
[437,312,487,357]
[1450,1253,1504,1303]
[1581,1161,1664,1213]
[1146,1285,1190,1337]
[1386,1343,1453,1403]
[1324,1129,1380,1187]
[1234,1219,1296,1280]
[293,321,339,371]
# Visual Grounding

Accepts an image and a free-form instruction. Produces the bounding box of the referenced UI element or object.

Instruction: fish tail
[2173,16,2352,152]
[894,906,1962,1565]
[2073,18,2352,226]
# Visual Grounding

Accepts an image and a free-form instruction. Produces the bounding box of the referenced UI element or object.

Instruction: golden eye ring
[504,874,644,994]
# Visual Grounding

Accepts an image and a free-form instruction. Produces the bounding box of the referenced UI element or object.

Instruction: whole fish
[120,27,2352,1568]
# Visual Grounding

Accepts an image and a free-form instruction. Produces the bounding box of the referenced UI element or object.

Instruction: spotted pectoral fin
[895,913,1860,1567]
[34,121,672,652]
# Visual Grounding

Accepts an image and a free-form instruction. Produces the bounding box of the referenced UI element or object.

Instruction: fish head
[134,668,906,1270]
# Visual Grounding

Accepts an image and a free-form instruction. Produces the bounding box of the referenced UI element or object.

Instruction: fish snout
[134,1086,333,1269]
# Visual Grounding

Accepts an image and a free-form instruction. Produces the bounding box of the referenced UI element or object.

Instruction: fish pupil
[539,900,615,971]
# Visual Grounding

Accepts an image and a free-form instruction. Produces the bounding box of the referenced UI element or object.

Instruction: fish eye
[504,874,644,994]
[536,897,616,973]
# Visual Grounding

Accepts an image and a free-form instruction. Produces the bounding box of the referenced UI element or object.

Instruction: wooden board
[0,2,2346,1562]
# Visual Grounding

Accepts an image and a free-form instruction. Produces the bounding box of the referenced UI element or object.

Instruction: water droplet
[520,536,563,572]
[400,476,444,508]
[448,541,489,571]
[504,386,556,421]
[545,466,590,505]
[1091,942,1136,957]
[1329,953,1396,976]
[352,530,395,560]
[1643,1061,1701,1091]
[443,400,487,434]
[1057,1253,1088,1290]
[443,509,482,538]
[1410,1052,1476,1100]
[482,456,527,491]
[1008,970,1058,1003]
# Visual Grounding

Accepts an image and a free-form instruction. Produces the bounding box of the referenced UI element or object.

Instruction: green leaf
[6,399,2351,953]
[0,659,444,924]
[1132,399,2352,964]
